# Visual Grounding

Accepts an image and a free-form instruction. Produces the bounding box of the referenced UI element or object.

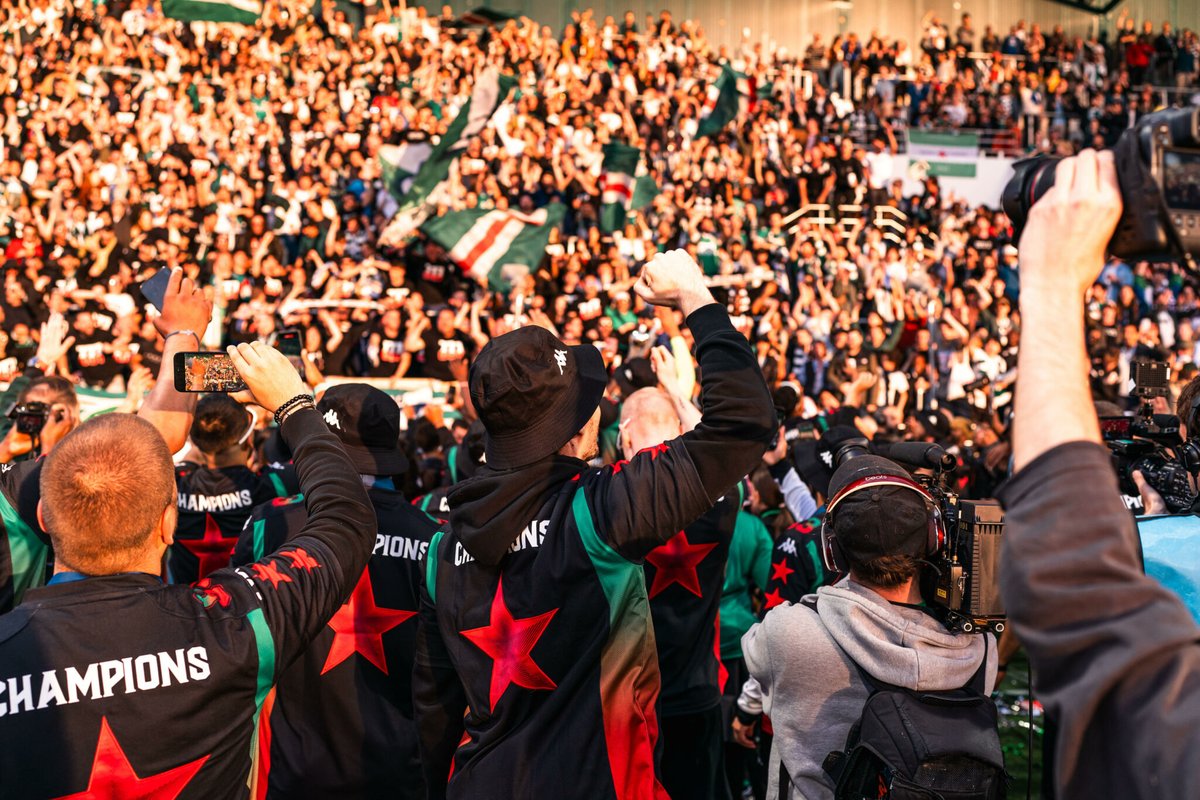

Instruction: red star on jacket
[644,531,718,598]
[322,568,416,674]
[180,514,236,579]
[763,588,785,610]
[770,558,795,584]
[54,717,208,799]
[251,560,292,589]
[461,575,558,709]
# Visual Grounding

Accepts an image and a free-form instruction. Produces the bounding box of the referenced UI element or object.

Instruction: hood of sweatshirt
[447,455,587,567]
[814,580,989,692]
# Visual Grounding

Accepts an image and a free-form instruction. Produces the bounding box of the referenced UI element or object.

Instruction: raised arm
[586,250,775,559]
[214,343,376,667]
[139,269,213,453]
[1000,150,1200,797]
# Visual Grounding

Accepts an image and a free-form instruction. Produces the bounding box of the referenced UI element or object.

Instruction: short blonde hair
[40,414,175,575]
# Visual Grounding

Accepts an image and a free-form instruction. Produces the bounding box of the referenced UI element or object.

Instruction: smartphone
[271,328,304,374]
[138,267,172,312]
[174,352,247,393]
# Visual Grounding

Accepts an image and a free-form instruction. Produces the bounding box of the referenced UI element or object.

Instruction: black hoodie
[414,304,775,800]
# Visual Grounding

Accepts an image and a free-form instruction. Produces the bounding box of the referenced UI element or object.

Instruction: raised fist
[633,249,715,317]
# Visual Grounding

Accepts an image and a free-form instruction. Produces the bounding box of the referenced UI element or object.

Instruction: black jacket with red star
[413,305,775,800]
[763,513,840,610]
[230,484,439,799]
[644,490,739,716]
[170,464,282,583]
[0,459,49,614]
[0,409,376,799]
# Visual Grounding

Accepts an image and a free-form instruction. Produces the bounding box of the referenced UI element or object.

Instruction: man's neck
[855,576,923,605]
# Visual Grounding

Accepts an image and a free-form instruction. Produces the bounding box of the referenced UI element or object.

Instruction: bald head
[619,388,682,459]
[40,414,176,575]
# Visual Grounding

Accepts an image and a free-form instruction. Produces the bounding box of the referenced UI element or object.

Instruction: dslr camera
[1003,107,1200,266]
[833,439,1005,634]
[1100,361,1199,513]
[5,402,50,436]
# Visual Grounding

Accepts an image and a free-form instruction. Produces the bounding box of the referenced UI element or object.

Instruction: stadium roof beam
[1042,0,1124,14]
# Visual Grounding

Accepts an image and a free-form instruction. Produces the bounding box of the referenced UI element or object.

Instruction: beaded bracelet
[274,394,315,428]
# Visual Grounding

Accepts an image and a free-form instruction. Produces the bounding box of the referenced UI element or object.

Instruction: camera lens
[1000,156,1060,245]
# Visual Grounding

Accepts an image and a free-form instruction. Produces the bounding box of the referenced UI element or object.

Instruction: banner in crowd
[697,65,742,138]
[422,202,566,291]
[906,131,980,178]
[161,0,261,24]
[378,71,517,245]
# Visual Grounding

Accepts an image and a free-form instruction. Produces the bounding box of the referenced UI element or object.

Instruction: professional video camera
[832,439,1005,634]
[1099,361,1197,513]
[1003,107,1200,267]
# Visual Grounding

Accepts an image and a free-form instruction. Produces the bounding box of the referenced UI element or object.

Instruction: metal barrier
[781,204,910,243]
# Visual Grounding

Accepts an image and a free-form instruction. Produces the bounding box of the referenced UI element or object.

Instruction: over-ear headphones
[1180,393,1200,474]
[819,472,944,574]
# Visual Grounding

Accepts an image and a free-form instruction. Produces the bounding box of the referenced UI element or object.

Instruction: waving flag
[162,0,261,24]
[422,203,565,291]
[378,71,517,246]
[599,143,640,233]
[696,65,742,138]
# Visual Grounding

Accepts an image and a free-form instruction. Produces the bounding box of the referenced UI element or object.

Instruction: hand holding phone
[225,342,310,414]
[138,267,172,312]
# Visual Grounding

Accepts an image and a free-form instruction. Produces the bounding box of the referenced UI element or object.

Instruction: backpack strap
[966,632,990,695]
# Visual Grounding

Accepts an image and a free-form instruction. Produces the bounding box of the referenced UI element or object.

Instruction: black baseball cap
[316,384,409,476]
[614,357,657,397]
[470,326,609,469]
[827,455,930,564]
[794,425,866,498]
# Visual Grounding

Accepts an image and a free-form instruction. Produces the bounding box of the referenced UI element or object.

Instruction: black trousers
[660,705,731,800]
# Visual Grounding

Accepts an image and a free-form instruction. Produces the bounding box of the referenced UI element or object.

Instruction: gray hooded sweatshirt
[742,579,997,800]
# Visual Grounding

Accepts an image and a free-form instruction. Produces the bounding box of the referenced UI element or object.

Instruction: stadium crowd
[0,1,1199,798]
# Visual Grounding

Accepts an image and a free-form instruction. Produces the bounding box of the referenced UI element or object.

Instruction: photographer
[0,342,376,798]
[741,455,996,799]
[998,150,1200,796]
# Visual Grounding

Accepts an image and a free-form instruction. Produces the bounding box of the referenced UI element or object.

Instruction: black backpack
[792,597,1008,800]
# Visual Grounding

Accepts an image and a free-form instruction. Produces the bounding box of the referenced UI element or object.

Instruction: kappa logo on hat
[820,450,834,469]
[323,409,342,431]
[554,349,567,375]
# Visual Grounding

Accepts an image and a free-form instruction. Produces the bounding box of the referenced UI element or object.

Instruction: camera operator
[741,455,996,799]
[0,271,212,614]
[0,342,376,798]
[0,314,79,463]
[1131,374,1200,516]
[998,149,1200,796]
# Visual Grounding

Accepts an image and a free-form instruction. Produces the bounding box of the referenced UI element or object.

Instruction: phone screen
[174,352,247,393]
[138,267,172,312]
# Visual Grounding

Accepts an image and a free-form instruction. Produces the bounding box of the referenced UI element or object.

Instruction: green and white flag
[907,131,979,178]
[697,65,742,138]
[378,70,517,246]
[599,142,641,233]
[161,0,261,24]
[422,202,565,291]
[380,141,435,200]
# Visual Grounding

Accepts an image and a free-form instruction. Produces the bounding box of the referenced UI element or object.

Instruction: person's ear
[159,502,177,547]
[36,499,46,533]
